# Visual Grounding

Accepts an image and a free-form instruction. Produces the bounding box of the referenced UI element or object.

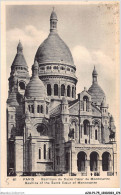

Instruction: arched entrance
[77,152,87,172]
[102,152,111,171]
[90,152,99,171]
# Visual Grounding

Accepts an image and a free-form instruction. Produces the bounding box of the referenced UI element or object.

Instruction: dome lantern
[32,60,39,78]
[92,66,98,84]
[50,8,58,33]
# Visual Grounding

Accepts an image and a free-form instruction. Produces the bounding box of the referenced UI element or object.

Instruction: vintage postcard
[1,1,120,189]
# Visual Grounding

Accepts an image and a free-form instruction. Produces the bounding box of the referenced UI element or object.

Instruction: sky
[6,2,119,117]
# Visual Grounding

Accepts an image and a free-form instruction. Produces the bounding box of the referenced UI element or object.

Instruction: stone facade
[7,10,117,177]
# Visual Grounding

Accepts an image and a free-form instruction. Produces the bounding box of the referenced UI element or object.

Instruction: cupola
[25,61,46,99]
[88,67,105,105]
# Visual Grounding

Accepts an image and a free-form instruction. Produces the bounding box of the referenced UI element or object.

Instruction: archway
[102,152,111,171]
[77,152,87,171]
[90,152,99,171]
[19,81,25,90]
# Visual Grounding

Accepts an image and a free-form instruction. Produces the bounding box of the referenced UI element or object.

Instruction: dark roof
[12,41,27,67]
[12,53,27,67]
[69,99,78,107]
[35,32,74,66]
[7,91,19,106]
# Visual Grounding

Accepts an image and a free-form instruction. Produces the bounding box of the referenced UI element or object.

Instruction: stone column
[98,159,102,175]
[82,125,84,138]
[90,125,92,140]
[25,101,28,113]
[34,100,37,116]
[86,156,90,176]
[51,84,54,96]
[109,160,112,172]
[89,101,91,112]
[59,81,61,97]
[71,140,77,174]
[65,85,67,97]
[98,126,101,143]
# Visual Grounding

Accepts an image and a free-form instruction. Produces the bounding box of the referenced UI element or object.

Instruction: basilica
[7,9,117,176]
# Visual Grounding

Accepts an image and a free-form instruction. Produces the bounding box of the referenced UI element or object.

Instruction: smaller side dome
[25,61,46,98]
[88,67,105,105]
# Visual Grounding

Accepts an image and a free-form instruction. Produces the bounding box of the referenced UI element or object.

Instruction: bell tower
[8,41,30,97]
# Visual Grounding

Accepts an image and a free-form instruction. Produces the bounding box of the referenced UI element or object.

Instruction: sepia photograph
[1,1,120,189]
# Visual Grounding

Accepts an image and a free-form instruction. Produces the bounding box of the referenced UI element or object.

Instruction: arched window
[39,149,41,159]
[53,66,58,70]
[72,86,74,98]
[83,96,89,111]
[47,66,51,70]
[37,105,40,113]
[61,84,65,96]
[31,105,34,113]
[47,84,51,96]
[83,120,90,135]
[49,148,51,160]
[19,82,25,90]
[95,130,97,140]
[40,105,43,113]
[44,144,46,159]
[54,84,58,96]
[67,85,70,97]
[60,66,65,70]
[28,105,31,112]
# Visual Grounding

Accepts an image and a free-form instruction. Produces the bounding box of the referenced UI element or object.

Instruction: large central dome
[35,32,74,66]
[35,9,74,67]
[33,9,77,103]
